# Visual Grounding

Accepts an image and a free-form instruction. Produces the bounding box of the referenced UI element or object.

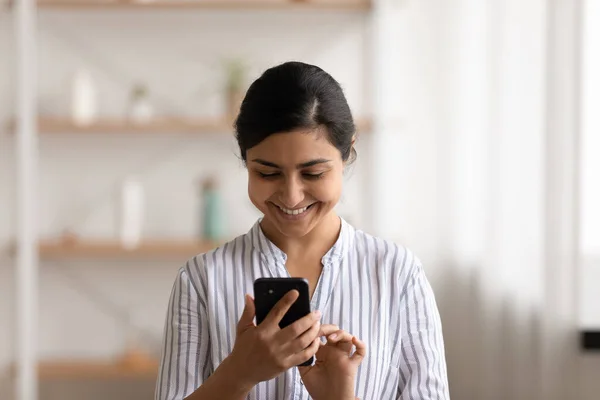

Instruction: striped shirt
[156,218,450,400]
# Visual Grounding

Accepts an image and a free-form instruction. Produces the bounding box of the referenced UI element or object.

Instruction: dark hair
[235,61,356,163]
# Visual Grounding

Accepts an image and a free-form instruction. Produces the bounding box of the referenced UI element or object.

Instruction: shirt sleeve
[397,262,450,400]
[155,260,211,400]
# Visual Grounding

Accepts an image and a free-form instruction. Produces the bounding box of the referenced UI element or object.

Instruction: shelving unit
[12,0,383,397]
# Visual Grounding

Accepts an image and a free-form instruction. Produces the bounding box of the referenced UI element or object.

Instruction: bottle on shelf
[200,176,225,242]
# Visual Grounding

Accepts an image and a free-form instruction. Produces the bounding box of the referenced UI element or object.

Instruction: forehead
[246,128,341,163]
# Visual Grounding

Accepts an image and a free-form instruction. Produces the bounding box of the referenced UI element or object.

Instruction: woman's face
[246,128,344,239]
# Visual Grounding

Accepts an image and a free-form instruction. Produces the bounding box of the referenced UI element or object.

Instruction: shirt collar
[248,216,354,268]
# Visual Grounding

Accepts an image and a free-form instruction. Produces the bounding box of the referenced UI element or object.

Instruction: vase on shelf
[71,68,98,126]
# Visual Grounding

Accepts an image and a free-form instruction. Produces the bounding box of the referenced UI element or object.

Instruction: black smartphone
[253,277,314,366]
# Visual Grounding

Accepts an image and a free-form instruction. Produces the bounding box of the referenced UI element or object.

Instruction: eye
[258,171,280,179]
[303,172,325,180]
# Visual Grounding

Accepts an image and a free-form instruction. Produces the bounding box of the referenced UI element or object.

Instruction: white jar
[71,68,97,126]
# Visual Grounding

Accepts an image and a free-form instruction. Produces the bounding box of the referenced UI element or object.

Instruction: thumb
[237,294,256,332]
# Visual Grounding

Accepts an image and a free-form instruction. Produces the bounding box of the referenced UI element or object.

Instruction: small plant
[222,57,248,119]
[223,58,247,93]
[130,83,149,100]
[128,83,153,123]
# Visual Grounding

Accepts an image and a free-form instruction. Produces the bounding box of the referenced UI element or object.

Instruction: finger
[287,321,320,354]
[290,336,320,367]
[278,310,321,342]
[328,330,354,354]
[262,290,299,327]
[237,294,256,333]
[318,324,339,337]
[327,329,353,344]
[350,336,367,364]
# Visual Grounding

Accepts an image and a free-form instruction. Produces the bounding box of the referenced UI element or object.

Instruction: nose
[279,175,304,208]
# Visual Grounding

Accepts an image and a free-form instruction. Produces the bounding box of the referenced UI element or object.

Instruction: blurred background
[0,0,598,399]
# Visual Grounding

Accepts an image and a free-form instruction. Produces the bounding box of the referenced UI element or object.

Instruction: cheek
[247,176,267,201]
[313,175,343,202]
[247,176,279,211]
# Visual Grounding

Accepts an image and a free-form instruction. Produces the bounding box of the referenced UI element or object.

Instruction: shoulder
[350,225,422,277]
[193,234,247,267]
[179,233,248,289]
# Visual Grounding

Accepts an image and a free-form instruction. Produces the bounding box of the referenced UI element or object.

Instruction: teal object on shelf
[202,178,224,241]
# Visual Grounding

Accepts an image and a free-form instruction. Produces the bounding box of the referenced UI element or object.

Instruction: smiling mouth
[275,203,316,216]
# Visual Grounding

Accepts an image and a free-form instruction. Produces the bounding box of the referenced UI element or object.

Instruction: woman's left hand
[299,326,366,400]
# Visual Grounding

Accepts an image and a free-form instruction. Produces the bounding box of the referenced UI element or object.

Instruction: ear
[343,135,356,166]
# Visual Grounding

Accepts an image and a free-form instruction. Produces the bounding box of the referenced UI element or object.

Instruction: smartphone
[253,277,314,366]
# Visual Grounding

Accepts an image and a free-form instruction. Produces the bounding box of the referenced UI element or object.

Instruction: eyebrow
[251,158,332,169]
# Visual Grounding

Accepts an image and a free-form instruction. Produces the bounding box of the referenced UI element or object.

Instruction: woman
[156,62,450,400]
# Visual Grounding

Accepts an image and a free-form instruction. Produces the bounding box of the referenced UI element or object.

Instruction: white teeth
[279,205,310,215]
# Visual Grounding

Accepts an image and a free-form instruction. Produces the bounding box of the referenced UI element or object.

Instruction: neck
[261,212,341,261]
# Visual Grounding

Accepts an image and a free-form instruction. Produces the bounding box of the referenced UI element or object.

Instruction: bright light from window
[580,0,600,256]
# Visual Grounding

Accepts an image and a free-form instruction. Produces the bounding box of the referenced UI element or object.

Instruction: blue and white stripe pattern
[156,218,450,400]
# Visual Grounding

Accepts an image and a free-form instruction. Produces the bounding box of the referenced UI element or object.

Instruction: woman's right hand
[226,290,322,388]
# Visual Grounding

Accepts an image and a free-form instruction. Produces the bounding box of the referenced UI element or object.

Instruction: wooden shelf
[33,0,371,11]
[36,359,159,380]
[9,351,160,380]
[7,116,372,135]
[33,117,234,135]
[9,238,221,259]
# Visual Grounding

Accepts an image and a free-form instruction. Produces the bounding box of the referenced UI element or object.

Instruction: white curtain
[370,0,583,398]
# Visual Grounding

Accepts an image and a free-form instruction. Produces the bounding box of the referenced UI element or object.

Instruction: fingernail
[314,310,321,319]
[330,333,337,339]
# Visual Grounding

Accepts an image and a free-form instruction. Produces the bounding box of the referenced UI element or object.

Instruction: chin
[273,222,314,238]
